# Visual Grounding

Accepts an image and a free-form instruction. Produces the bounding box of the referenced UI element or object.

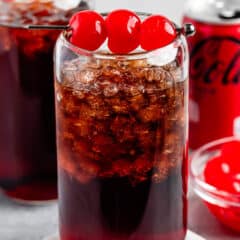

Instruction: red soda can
[183,0,240,149]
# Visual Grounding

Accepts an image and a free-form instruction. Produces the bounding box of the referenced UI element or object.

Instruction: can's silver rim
[185,0,240,25]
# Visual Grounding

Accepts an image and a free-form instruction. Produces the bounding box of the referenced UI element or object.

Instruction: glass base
[2,192,57,206]
[43,230,204,240]
[1,179,58,205]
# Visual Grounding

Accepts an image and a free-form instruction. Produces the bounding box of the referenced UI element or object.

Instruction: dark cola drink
[0,0,92,202]
[183,0,240,149]
[55,32,188,240]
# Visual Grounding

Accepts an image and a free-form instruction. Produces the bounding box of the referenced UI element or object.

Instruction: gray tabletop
[0,193,58,240]
[0,191,239,240]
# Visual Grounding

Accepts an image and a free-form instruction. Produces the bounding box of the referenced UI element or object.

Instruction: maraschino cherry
[68,10,177,54]
[203,141,240,232]
[69,10,107,51]
[140,15,177,51]
[204,141,240,194]
[105,9,141,54]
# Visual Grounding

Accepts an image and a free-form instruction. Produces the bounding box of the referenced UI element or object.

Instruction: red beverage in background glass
[55,17,189,239]
[183,0,240,149]
[0,0,92,202]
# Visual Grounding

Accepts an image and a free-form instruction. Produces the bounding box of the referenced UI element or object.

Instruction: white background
[95,0,186,24]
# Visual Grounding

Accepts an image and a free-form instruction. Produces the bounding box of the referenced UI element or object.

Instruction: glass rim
[191,136,240,207]
[61,32,182,60]
[60,12,183,60]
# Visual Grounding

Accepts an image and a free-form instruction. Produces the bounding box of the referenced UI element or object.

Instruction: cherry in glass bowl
[191,137,240,232]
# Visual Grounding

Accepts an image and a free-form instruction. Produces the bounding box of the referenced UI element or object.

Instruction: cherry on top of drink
[69,11,107,51]
[204,141,240,195]
[105,9,141,54]
[140,15,177,51]
[68,9,177,54]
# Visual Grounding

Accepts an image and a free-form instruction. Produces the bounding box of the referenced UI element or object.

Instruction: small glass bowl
[191,136,240,232]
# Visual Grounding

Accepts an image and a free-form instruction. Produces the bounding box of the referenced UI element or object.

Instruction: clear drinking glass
[54,15,189,239]
[0,0,93,203]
